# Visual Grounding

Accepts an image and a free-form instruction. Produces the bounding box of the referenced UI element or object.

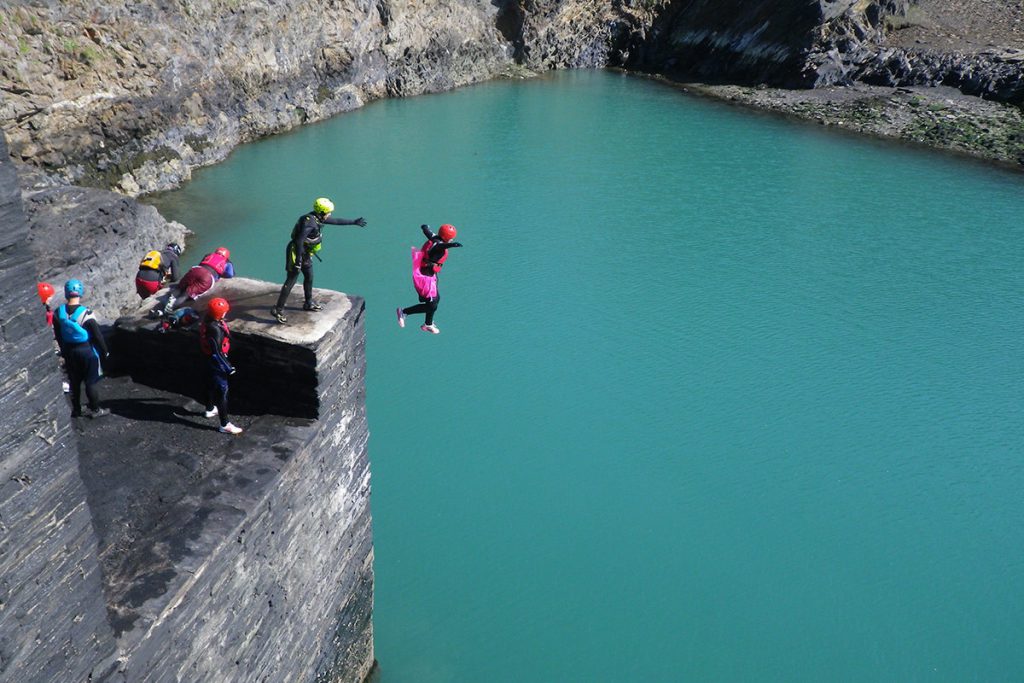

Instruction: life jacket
[421,239,448,273]
[292,213,323,255]
[139,250,162,270]
[199,251,228,275]
[55,304,90,345]
[199,319,230,356]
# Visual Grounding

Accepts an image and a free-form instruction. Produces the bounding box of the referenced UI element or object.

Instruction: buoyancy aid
[55,304,90,344]
[293,213,324,255]
[411,246,438,299]
[421,239,448,273]
[199,319,231,356]
[199,251,229,275]
[139,250,162,270]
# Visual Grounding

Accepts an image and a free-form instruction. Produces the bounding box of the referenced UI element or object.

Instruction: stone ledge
[114,277,365,419]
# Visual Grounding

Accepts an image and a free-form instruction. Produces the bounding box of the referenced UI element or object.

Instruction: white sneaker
[219,422,243,435]
[420,324,440,334]
[396,307,406,328]
[204,407,219,418]
[62,381,70,393]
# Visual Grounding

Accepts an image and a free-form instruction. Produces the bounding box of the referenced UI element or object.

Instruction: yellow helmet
[313,197,334,215]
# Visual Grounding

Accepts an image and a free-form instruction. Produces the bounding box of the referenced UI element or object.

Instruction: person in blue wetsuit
[52,279,110,418]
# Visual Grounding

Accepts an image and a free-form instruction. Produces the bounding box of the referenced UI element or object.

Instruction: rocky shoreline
[677,80,1024,169]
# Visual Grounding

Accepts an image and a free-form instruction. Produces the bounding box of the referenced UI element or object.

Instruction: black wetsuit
[201,318,234,427]
[274,212,365,309]
[53,303,109,416]
[402,225,462,325]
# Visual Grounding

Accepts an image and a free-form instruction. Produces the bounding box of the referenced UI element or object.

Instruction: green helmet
[313,197,334,215]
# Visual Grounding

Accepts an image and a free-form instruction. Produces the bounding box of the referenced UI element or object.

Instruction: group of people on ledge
[37,197,464,435]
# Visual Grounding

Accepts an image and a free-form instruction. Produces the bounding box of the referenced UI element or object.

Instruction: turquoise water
[151,71,1024,682]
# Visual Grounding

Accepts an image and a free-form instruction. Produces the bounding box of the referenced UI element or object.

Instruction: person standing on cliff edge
[199,297,243,435]
[53,279,110,418]
[270,197,367,324]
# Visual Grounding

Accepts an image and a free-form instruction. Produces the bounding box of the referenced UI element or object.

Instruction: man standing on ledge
[53,279,110,418]
[270,197,367,323]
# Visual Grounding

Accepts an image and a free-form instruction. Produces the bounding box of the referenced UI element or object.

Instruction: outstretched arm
[324,215,367,227]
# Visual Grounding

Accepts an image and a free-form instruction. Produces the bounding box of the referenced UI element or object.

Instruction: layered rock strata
[0,1,511,195]
[0,132,119,682]
[90,279,373,681]
[2,129,374,680]
[18,164,189,321]
[3,0,1023,189]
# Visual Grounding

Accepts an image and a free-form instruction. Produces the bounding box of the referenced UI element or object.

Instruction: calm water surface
[152,70,1024,682]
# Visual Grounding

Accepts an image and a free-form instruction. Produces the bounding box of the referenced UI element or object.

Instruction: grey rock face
[0,125,119,683]
[18,164,190,322]
[1,1,511,195]
[626,0,909,87]
[86,281,373,682]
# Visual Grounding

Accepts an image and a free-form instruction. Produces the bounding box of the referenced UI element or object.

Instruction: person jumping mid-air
[396,223,462,334]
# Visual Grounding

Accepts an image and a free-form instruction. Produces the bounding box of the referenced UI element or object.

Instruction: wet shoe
[87,407,110,419]
[420,324,440,334]
[270,307,287,324]
[204,406,219,418]
[396,307,406,328]
[303,301,324,311]
[219,422,243,435]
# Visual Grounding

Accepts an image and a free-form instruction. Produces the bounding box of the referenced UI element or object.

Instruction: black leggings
[403,294,439,325]
[206,371,230,427]
[66,345,101,415]
[275,262,314,309]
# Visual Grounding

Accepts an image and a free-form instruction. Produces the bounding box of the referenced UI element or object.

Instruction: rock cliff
[3,0,1021,194]
[1,0,511,194]
[1,141,375,680]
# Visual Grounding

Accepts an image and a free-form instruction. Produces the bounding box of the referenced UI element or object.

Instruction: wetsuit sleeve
[420,224,435,240]
[82,313,109,357]
[427,240,461,263]
[52,310,65,351]
[207,324,234,374]
[223,261,235,278]
[323,216,364,226]
[168,255,181,282]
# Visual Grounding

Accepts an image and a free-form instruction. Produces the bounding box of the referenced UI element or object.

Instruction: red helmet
[438,224,457,242]
[37,281,55,304]
[207,297,230,320]
[214,247,230,259]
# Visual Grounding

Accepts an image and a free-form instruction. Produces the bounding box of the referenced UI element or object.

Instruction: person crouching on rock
[162,246,234,315]
[136,242,183,299]
[53,279,110,418]
[270,197,367,324]
[396,223,462,334]
[199,297,242,435]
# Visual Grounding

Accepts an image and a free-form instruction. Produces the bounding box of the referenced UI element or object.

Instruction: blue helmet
[64,279,84,298]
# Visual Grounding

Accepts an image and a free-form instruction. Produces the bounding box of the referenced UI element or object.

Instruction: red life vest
[199,251,228,275]
[421,240,448,273]
[199,319,231,356]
